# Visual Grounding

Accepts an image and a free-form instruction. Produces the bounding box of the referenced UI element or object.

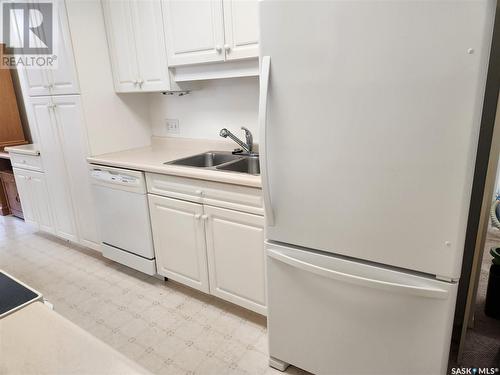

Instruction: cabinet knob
[195,190,204,196]
[194,214,201,220]
[138,79,144,87]
[224,44,230,52]
[201,214,209,221]
[216,45,222,53]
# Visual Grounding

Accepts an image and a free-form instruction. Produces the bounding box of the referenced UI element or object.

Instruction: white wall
[149,77,259,142]
[65,0,152,156]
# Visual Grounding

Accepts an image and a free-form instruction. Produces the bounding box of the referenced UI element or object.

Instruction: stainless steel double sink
[165,151,260,175]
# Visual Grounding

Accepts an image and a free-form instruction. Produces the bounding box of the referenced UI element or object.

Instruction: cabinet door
[46,1,80,95]
[28,170,55,234]
[149,194,209,292]
[222,0,259,60]
[22,70,51,97]
[12,1,78,96]
[102,0,140,92]
[29,97,78,241]
[12,168,54,233]
[162,0,225,66]
[12,169,37,226]
[52,96,99,250]
[131,0,171,92]
[204,205,266,314]
[8,1,51,96]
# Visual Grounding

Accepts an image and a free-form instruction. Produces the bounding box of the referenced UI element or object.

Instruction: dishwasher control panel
[89,165,147,193]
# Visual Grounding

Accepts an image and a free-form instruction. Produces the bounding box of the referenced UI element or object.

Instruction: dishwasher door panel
[93,185,154,259]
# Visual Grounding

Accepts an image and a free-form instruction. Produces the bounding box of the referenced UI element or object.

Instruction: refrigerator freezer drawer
[266,242,458,375]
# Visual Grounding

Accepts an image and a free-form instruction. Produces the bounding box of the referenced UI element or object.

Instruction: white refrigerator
[259,1,496,374]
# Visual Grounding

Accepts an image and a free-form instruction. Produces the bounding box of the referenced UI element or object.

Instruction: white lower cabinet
[13,167,54,234]
[204,205,266,315]
[148,194,210,293]
[147,173,266,315]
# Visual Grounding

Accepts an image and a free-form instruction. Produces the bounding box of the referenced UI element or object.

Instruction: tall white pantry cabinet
[13,1,100,250]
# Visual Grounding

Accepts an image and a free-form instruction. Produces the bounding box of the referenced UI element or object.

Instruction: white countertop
[5,144,40,156]
[0,302,150,375]
[87,137,262,188]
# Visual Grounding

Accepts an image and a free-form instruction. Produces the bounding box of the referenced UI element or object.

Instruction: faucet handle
[241,127,253,151]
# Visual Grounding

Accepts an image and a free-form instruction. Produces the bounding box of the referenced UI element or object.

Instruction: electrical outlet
[165,119,180,134]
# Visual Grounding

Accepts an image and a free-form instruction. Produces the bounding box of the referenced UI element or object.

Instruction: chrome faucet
[219,127,254,154]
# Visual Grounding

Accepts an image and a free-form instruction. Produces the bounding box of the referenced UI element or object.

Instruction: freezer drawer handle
[268,249,449,299]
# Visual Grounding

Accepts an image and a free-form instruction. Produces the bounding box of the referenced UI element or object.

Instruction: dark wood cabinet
[0,48,27,216]
[0,68,27,151]
[0,170,23,219]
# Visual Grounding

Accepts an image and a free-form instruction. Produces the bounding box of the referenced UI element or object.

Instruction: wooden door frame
[454,1,500,362]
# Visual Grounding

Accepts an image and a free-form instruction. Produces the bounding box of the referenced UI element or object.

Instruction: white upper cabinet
[163,0,258,67]
[131,0,171,92]
[102,0,140,92]
[102,0,174,92]
[14,1,79,96]
[47,1,80,95]
[162,0,225,66]
[222,0,259,61]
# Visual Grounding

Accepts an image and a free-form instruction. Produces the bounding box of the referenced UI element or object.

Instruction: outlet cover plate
[165,119,180,134]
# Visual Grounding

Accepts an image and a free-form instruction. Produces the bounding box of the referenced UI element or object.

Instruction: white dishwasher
[89,165,156,275]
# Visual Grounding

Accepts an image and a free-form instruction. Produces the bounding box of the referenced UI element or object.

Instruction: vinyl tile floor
[0,216,308,375]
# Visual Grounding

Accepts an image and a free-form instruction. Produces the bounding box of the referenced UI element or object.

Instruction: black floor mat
[0,271,39,316]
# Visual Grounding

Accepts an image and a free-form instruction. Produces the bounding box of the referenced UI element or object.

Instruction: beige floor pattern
[0,216,308,375]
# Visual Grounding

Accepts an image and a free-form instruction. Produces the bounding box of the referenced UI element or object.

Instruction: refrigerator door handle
[259,56,274,225]
[267,248,449,299]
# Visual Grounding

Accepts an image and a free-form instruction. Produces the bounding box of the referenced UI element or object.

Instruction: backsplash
[149,76,259,141]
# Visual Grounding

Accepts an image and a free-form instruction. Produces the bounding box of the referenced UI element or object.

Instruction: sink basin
[166,152,242,168]
[216,156,260,175]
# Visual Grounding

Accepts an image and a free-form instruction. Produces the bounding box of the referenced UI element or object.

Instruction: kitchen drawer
[146,173,263,215]
[10,153,43,172]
